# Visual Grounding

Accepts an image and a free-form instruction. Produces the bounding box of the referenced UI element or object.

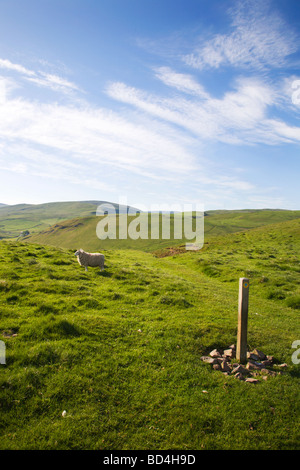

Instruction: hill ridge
[24,209,300,252]
[0,200,140,239]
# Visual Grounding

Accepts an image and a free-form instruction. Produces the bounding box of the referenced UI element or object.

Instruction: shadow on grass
[95,270,112,278]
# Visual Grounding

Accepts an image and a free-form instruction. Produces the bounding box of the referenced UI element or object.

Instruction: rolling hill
[0,200,138,239]
[1,200,299,253]
[24,208,300,252]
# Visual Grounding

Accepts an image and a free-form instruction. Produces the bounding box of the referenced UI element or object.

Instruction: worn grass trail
[0,220,299,450]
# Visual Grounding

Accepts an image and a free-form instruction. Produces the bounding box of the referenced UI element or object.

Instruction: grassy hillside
[0,218,299,450]
[0,200,136,239]
[25,209,300,252]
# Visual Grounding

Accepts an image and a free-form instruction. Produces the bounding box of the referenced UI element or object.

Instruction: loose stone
[245,378,259,384]
[232,364,249,376]
[223,349,234,358]
[209,349,222,358]
[252,349,267,361]
[235,372,245,380]
[201,344,278,384]
[246,361,264,370]
[220,360,231,373]
[201,356,219,365]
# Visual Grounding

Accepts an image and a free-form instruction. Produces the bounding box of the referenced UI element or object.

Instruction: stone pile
[201,345,288,383]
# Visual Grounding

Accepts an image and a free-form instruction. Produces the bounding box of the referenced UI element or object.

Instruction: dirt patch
[153,245,187,258]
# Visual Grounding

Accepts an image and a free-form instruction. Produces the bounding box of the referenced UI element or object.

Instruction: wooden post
[236,278,249,363]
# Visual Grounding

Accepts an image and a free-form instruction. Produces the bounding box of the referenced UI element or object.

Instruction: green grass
[0,200,133,239]
[24,209,300,252]
[0,219,300,449]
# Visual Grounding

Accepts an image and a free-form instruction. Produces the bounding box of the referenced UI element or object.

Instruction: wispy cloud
[0,72,199,186]
[1,51,298,206]
[0,58,79,93]
[0,61,257,203]
[107,72,300,146]
[0,58,35,76]
[25,72,79,93]
[184,0,297,71]
[153,66,209,98]
[1,0,299,209]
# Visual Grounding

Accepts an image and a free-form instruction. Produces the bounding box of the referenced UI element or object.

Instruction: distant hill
[24,209,300,252]
[0,200,139,239]
[1,200,299,249]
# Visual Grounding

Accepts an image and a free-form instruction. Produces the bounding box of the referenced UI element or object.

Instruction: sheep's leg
[85,266,88,272]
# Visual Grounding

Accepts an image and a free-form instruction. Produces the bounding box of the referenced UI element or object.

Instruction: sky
[0,0,299,210]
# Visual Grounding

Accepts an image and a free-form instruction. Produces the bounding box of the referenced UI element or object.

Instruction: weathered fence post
[236,278,249,363]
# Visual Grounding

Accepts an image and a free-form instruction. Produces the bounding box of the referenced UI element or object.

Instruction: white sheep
[74,249,105,272]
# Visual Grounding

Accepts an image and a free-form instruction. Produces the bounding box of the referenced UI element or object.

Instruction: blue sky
[0,0,299,210]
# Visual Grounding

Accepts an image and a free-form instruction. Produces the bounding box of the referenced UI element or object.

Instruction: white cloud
[107,72,300,146]
[0,71,199,189]
[1,1,299,211]
[184,0,297,71]
[25,71,79,93]
[0,63,258,203]
[0,58,35,76]
[0,57,79,94]
[265,119,300,143]
[153,67,209,98]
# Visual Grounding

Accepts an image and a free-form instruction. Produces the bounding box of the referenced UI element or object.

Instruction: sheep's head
[74,249,83,256]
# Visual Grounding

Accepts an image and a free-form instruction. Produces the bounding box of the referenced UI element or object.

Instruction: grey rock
[232,364,249,376]
[252,349,267,361]
[247,352,260,361]
[245,377,259,384]
[261,360,273,367]
[234,372,245,380]
[220,360,231,373]
[246,361,264,370]
[209,349,221,358]
[201,356,219,365]
[223,348,234,358]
